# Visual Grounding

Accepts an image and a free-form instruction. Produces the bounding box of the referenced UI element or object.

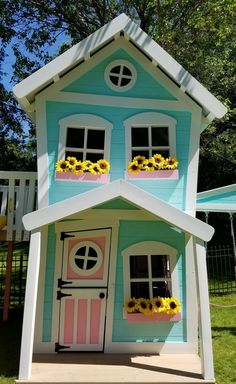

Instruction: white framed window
[124,112,177,162]
[122,241,178,300]
[58,114,113,162]
[105,60,137,92]
[69,241,103,276]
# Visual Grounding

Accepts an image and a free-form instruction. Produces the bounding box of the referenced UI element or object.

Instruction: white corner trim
[22,179,214,242]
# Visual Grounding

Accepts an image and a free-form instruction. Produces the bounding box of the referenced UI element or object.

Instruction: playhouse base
[16,354,215,384]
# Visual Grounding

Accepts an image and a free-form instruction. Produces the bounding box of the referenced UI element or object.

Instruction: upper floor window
[124,112,177,163]
[58,114,113,163]
[122,241,178,300]
[105,60,137,92]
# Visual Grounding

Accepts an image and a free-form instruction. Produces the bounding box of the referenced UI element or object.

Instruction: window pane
[132,127,149,147]
[86,259,97,269]
[132,150,149,159]
[130,255,148,278]
[65,151,83,160]
[88,247,97,258]
[121,77,131,86]
[110,75,119,85]
[66,128,84,148]
[152,281,171,298]
[110,66,121,74]
[87,130,105,150]
[131,282,149,299]
[151,255,170,278]
[86,152,104,162]
[122,66,132,76]
[152,127,169,146]
[152,149,169,158]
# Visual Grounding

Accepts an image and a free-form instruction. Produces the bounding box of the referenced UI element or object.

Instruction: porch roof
[196,184,236,212]
[23,179,214,241]
[13,13,226,121]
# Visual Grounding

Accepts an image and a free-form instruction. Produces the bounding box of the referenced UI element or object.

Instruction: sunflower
[97,159,110,173]
[137,298,150,315]
[165,297,181,315]
[153,154,165,169]
[133,155,146,166]
[124,298,138,313]
[90,163,102,175]
[164,157,178,170]
[143,158,156,171]
[72,161,86,174]
[84,160,93,171]
[66,156,78,170]
[128,161,142,174]
[146,300,155,315]
[152,297,166,313]
[55,160,69,172]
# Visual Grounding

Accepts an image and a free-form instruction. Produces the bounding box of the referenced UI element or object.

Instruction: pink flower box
[126,312,181,323]
[125,170,179,180]
[55,171,109,183]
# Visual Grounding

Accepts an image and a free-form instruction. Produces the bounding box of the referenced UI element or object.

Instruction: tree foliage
[0,0,235,185]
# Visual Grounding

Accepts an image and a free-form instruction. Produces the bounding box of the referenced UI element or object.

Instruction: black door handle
[99,292,105,299]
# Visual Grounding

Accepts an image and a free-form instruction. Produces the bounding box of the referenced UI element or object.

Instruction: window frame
[104,60,137,92]
[124,112,177,164]
[58,114,113,162]
[122,241,178,302]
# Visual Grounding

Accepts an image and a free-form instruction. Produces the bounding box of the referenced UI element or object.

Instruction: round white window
[70,241,103,276]
[105,60,137,92]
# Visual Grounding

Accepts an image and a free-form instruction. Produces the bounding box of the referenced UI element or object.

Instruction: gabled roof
[197,184,236,212]
[13,13,226,120]
[23,179,214,241]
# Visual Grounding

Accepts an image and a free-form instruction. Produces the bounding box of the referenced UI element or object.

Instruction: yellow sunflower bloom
[136,298,150,315]
[143,158,156,171]
[153,154,165,169]
[146,299,155,315]
[165,297,181,315]
[90,163,102,175]
[72,161,86,175]
[97,159,110,173]
[124,298,138,313]
[83,160,93,171]
[55,160,69,172]
[164,157,178,170]
[66,156,78,170]
[133,155,146,166]
[152,297,167,313]
[128,161,142,174]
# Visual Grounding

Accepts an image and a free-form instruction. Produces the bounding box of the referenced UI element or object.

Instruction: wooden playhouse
[12,13,227,384]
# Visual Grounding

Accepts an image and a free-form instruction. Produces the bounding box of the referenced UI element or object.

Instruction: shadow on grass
[0,307,23,377]
[211,326,236,336]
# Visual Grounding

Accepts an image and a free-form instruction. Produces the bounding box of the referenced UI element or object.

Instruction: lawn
[0,294,235,384]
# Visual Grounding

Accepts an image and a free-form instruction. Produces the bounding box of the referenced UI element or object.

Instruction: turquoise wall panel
[42,224,56,342]
[112,220,186,342]
[47,100,190,210]
[63,49,176,101]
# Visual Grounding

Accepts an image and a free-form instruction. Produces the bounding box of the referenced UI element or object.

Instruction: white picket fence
[0,171,38,241]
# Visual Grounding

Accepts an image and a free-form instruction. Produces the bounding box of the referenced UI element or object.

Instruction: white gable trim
[13,13,226,120]
[22,179,214,241]
[197,184,236,200]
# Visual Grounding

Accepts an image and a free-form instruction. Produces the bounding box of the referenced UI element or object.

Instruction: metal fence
[206,245,236,295]
[0,242,28,308]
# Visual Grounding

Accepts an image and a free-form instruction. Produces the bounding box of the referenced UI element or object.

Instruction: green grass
[0,295,235,384]
[210,294,236,384]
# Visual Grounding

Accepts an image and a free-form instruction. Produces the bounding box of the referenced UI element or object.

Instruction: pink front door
[58,229,111,351]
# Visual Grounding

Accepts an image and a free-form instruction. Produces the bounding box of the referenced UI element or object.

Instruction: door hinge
[57,278,72,288]
[60,232,75,241]
[57,290,72,300]
[55,342,70,353]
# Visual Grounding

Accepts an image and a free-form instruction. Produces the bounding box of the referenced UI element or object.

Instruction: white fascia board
[196,203,236,213]
[197,184,236,200]
[12,13,130,101]
[23,180,214,242]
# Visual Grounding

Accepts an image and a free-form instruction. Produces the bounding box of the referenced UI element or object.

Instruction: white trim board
[22,179,214,242]
[13,14,226,120]
[196,203,236,213]
[197,183,236,200]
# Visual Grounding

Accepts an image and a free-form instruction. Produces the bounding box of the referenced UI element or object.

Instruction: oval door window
[70,241,103,276]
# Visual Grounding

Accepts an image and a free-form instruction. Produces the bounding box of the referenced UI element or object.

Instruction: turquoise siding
[113,220,186,342]
[197,190,236,206]
[42,225,56,342]
[47,100,190,210]
[63,49,176,101]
